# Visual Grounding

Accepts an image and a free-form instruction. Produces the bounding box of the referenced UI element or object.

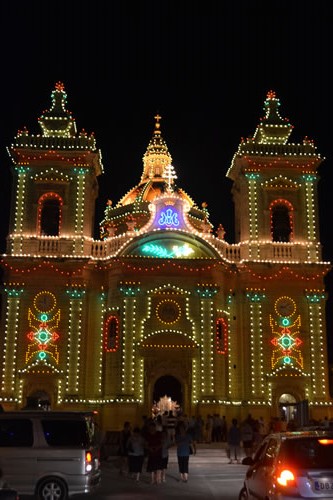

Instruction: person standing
[126,427,145,482]
[160,427,172,483]
[227,418,241,464]
[175,421,196,482]
[195,415,204,443]
[117,421,132,475]
[205,414,213,443]
[321,416,330,428]
[166,410,177,444]
[221,415,228,442]
[144,421,163,484]
[212,414,219,442]
[241,416,254,458]
[257,416,267,442]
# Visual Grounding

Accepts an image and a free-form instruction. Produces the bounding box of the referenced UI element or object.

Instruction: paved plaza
[89,442,247,499]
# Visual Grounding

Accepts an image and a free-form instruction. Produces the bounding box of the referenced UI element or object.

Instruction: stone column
[65,287,85,396]
[306,290,328,400]
[118,281,141,399]
[246,289,266,400]
[1,287,24,397]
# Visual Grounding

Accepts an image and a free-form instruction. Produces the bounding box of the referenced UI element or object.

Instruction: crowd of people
[115,412,196,484]
[111,411,278,484]
[103,411,333,485]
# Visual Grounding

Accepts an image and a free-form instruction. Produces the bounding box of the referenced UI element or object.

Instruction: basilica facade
[0,83,331,430]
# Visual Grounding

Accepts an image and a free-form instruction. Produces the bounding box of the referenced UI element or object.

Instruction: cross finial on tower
[55,81,65,92]
[154,113,162,131]
[267,90,276,99]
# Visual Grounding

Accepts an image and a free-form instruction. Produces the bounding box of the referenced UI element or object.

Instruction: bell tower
[227,91,322,263]
[226,92,331,412]
[7,82,103,257]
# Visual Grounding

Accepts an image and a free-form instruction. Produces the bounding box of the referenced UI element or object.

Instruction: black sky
[0,0,332,353]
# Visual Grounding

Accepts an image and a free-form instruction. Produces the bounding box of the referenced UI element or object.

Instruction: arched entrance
[153,375,182,415]
[24,389,51,410]
[279,393,297,422]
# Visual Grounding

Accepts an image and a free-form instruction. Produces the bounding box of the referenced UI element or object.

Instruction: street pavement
[74,442,248,499]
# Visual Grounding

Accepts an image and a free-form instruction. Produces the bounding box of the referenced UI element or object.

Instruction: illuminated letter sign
[158,207,180,227]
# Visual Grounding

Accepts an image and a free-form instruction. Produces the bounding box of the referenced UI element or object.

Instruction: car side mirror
[242,456,254,466]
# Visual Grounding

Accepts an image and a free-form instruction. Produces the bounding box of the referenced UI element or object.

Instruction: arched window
[38,193,63,236]
[270,199,293,242]
[216,317,228,354]
[104,316,119,352]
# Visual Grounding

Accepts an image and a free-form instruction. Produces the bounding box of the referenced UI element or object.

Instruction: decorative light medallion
[26,291,60,364]
[270,297,303,369]
[275,296,295,317]
[34,291,56,313]
[156,299,181,324]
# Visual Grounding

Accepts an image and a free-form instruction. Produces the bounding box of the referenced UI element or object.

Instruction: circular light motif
[281,317,290,327]
[156,300,181,324]
[275,296,296,317]
[34,291,56,313]
[38,330,49,343]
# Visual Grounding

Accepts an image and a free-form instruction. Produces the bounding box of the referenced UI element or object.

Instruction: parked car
[0,491,19,499]
[0,411,101,499]
[239,429,333,500]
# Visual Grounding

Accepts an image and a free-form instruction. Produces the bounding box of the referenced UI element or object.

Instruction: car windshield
[280,437,333,468]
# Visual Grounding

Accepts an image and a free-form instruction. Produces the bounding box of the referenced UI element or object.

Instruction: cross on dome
[55,81,65,92]
[154,113,162,131]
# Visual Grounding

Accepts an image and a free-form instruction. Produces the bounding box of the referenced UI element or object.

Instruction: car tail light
[318,439,333,445]
[86,451,93,472]
[276,469,296,487]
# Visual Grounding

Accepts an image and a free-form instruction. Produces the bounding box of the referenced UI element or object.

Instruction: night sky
[0,1,332,354]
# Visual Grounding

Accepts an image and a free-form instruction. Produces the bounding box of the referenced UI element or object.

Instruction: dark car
[0,491,19,499]
[239,430,333,500]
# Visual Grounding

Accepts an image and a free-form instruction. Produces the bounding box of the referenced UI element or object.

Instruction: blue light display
[158,207,180,227]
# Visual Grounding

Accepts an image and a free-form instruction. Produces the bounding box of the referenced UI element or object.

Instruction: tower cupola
[253,90,293,145]
[38,82,77,137]
[140,114,173,184]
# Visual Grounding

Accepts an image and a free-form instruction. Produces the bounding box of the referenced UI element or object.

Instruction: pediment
[262,175,300,191]
[138,331,199,350]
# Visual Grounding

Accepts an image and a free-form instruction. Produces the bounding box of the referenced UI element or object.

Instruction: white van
[0,411,101,499]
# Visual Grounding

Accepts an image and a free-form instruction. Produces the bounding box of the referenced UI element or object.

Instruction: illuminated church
[1,83,332,430]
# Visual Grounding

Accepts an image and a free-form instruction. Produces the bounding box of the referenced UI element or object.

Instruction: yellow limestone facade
[0,84,332,431]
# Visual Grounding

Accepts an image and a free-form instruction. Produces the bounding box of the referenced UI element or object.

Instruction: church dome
[100,115,212,238]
